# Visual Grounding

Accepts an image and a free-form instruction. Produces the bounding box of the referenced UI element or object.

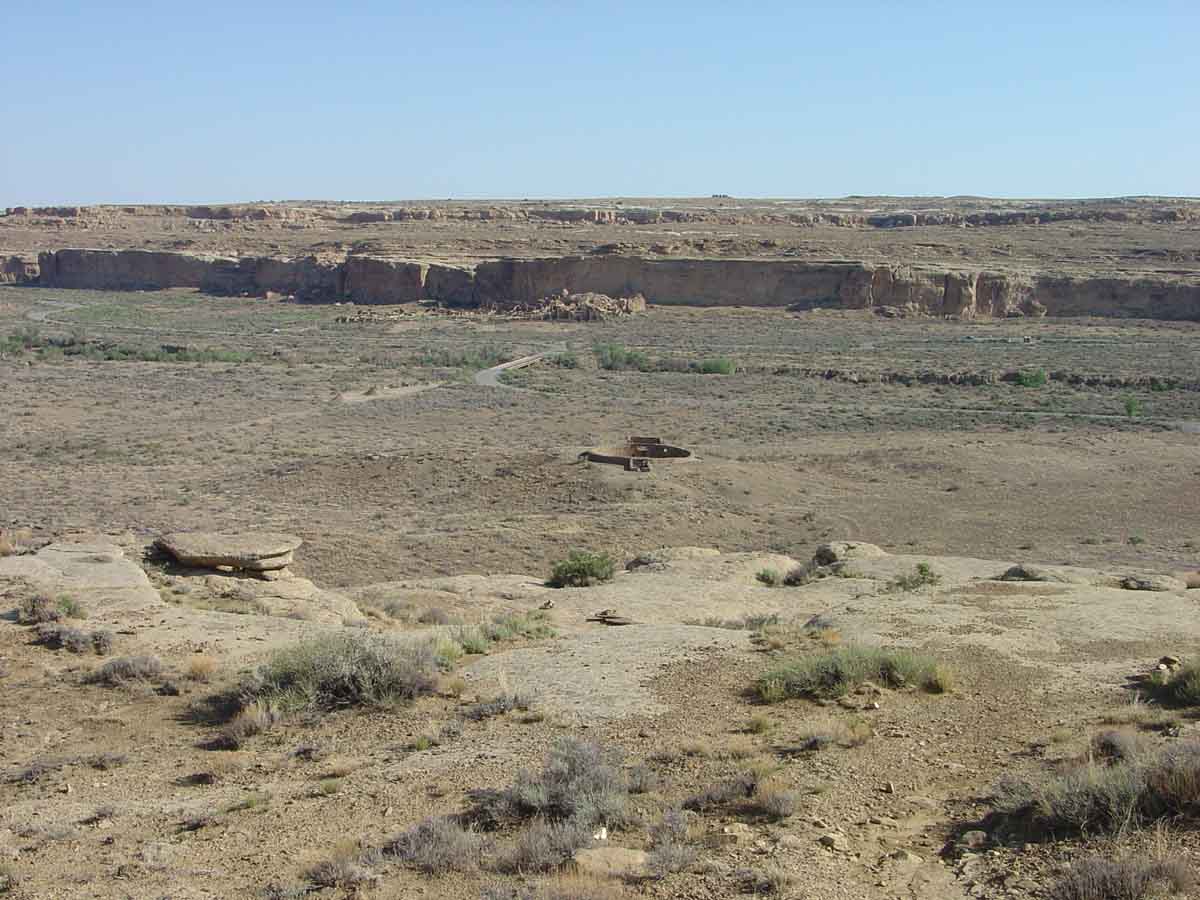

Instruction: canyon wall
[20,248,1200,321]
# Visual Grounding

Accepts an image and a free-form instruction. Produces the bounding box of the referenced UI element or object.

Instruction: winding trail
[473,343,567,388]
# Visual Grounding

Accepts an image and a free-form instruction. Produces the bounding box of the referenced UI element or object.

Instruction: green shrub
[890,562,941,590]
[416,344,510,370]
[755,645,950,701]
[698,356,736,375]
[1123,396,1143,418]
[1015,368,1049,388]
[546,551,615,588]
[483,610,555,640]
[234,633,439,716]
[549,351,579,369]
[1151,662,1200,706]
[594,343,650,372]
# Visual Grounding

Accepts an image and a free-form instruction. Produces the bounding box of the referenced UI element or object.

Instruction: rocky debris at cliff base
[481,290,648,321]
[155,531,302,573]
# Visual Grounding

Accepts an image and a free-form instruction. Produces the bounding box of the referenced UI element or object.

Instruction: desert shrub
[464,692,534,721]
[549,351,579,369]
[736,864,794,895]
[695,613,781,630]
[546,551,615,588]
[417,344,510,370]
[1015,368,1049,388]
[213,701,280,750]
[756,645,949,701]
[683,772,761,812]
[305,847,379,889]
[418,607,455,626]
[186,655,218,682]
[594,343,650,372]
[626,764,659,794]
[498,818,592,873]
[34,623,112,655]
[1150,662,1200,707]
[889,562,942,590]
[7,757,67,784]
[1101,703,1179,733]
[791,716,872,752]
[90,630,114,655]
[1050,856,1192,900]
[755,569,782,587]
[34,623,91,653]
[1091,730,1145,764]
[0,863,16,894]
[87,752,127,770]
[235,632,439,716]
[455,626,492,655]
[86,655,163,686]
[992,739,1200,836]
[645,808,701,879]
[474,738,629,830]
[481,876,623,900]
[431,634,464,669]
[55,595,86,618]
[17,594,61,625]
[754,783,800,821]
[388,816,485,874]
[483,610,555,641]
[697,356,736,375]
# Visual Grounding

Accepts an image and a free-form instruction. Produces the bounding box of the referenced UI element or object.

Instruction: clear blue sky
[4,1,1197,203]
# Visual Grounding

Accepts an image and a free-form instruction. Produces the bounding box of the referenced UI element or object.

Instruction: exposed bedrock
[25,248,1200,320]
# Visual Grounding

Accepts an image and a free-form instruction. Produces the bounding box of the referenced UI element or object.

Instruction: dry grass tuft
[186,654,218,682]
[1050,856,1192,900]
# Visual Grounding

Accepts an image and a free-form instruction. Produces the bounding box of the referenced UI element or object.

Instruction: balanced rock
[157,532,302,572]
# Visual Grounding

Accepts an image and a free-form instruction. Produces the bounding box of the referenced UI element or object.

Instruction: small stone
[882,782,896,794]
[890,849,923,864]
[958,830,990,852]
[819,833,850,852]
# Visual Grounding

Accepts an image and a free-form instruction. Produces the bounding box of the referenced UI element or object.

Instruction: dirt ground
[2,281,1199,899]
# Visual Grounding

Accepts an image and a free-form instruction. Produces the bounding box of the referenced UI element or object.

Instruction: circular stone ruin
[580,436,691,472]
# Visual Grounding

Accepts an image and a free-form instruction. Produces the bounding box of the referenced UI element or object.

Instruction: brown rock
[156,532,302,572]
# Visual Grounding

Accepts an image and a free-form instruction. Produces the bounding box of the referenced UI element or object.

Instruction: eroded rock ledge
[11,248,1200,320]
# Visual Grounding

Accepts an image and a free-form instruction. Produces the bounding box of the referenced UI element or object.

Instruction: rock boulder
[156,532,302,572]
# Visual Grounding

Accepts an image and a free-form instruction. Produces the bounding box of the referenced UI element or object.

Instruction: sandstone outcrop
[156,531,302,573]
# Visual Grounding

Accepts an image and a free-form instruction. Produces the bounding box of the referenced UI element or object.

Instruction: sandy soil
[1,281,1199,899]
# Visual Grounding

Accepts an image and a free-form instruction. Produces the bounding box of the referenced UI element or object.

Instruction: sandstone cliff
[25,248,1200,321]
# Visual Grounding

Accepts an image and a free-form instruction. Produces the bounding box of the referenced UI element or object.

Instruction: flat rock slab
[157,531,302,571]
[464,625,748,724]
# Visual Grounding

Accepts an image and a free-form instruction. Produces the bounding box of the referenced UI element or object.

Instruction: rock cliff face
[343,257,425,304]
[38,248,226,290]
[24,248,1200,321]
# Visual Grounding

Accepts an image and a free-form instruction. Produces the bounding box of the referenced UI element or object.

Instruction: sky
[2,1,1198,204]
